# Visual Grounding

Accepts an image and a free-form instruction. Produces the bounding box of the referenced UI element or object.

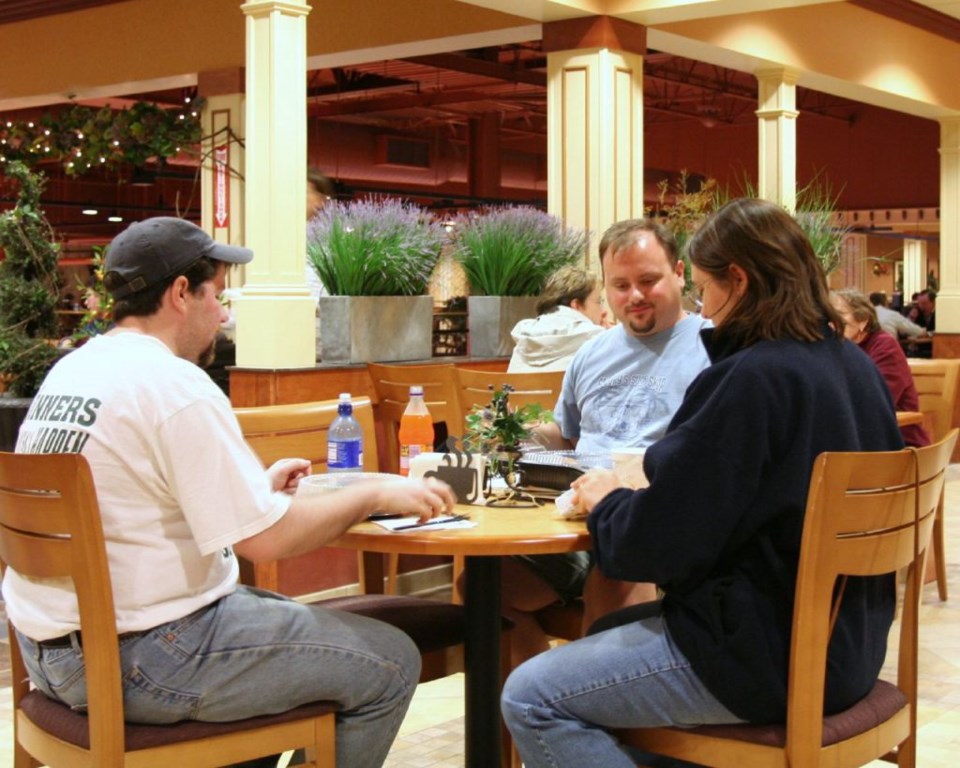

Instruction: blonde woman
[508,265,608,373]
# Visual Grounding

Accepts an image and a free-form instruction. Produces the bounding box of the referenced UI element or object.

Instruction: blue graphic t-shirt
[555,314,711,454]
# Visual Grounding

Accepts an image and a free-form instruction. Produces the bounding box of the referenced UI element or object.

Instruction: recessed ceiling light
[82,208,98,215]
[107,214,123,223]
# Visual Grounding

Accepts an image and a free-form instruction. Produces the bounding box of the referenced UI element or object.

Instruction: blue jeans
[16,586,420,768]
[501,613,744,767]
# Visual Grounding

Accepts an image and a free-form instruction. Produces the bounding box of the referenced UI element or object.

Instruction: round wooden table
[335,502,590,768]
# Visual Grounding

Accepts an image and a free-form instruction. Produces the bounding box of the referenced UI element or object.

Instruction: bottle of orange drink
[399,385,434,476]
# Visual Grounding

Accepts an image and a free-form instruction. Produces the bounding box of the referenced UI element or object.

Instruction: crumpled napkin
[554,488,587,519]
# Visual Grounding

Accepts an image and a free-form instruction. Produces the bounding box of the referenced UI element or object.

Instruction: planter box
[467,296,538,358]
[0,395,32,452]
[318,295,433,364]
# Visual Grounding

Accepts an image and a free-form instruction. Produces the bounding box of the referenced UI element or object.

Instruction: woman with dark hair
[832,288,930,447]
[501,198,904,767]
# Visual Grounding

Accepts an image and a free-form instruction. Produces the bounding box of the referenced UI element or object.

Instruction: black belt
[38,632,81,648]
[39,630,141,649]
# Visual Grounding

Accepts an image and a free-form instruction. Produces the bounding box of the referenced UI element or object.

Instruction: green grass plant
[307,197,445,296]
[452,207,588,296]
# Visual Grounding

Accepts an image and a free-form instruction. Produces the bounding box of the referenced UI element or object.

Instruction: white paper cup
[612,448,648,489]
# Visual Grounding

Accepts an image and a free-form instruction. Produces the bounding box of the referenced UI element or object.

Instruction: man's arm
[233,476,455,563]
[530,421,576,451]
[894,313,927,339]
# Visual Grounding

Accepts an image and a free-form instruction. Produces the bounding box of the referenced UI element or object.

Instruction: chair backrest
[906,358,960,441]
[233,398,379,593]
[452,368,565,439]
[234,396,379,473]
[0,452,127,760]
[366,363,459,472]
[784,428,957,764]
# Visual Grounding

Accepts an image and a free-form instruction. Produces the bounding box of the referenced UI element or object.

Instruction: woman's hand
[373,476,458,523]
[571,468,623,515]
[266,458,311,495]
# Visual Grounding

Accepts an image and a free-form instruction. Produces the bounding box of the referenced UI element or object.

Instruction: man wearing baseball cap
[5,217,455,768]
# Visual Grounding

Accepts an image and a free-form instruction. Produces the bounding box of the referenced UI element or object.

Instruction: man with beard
[8,217,456,768]
[503,218,711,664]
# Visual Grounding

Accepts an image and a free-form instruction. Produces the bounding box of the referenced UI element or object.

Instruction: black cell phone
[367,512,404,520]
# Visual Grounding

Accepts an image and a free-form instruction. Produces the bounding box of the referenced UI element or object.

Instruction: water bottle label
[328,440,363,470]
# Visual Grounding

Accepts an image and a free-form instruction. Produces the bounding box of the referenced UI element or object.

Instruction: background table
[334,502,589,768]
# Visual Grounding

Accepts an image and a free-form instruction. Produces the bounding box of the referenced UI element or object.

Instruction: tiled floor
[0,467,958,767]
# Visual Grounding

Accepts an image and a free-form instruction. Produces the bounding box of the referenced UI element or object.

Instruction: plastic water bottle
[328,393,363,472]
[399,385,434,476]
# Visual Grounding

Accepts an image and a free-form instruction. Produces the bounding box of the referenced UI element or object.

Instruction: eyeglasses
[690,277,715,309]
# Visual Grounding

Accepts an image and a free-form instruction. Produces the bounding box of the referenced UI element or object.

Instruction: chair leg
[386,553,399,595]
[933,491,948,601]
[451,555,465,604]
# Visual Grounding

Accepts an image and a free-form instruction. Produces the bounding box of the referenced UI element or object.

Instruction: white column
[546,47,644,275]
[903,239,928,301]
[233,0,315,369]
[938,117,960,333]
[756,67,799,212]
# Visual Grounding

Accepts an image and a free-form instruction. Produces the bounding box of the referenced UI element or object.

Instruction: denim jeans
[16,586,420,768]
[501,613,744,767]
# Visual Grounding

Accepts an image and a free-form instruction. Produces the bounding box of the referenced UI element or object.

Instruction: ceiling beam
[404,53,547,87]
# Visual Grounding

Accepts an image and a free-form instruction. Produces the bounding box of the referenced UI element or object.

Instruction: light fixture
[82,208,98,216]
[107,212,123,223]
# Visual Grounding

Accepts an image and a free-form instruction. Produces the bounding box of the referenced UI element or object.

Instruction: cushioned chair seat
[675,680,906,747]
[317,594,470,653]
[19,691,338,751]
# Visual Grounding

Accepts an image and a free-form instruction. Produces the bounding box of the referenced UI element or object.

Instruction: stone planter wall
[467,296,538,358]
[318,295,434,364]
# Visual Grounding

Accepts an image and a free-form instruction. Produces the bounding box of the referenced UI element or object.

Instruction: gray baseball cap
[105,217,253,299]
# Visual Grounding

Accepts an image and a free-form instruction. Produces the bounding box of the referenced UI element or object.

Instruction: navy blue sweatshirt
[588,327,903,723]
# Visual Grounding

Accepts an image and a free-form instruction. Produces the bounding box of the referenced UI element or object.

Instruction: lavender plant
[307,197,445,296]
[452,207,588,296]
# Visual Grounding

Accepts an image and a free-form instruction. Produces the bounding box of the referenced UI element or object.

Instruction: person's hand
[571,468,623,515]
[266,458,311,494]
[373,476,457,523]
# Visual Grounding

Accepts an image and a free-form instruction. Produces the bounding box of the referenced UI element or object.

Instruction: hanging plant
[0,98,205,177]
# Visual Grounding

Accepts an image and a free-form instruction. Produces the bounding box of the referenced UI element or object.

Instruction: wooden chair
[906,358,959,600]
[452,368,566,438]
[366,363,465,601]
[0,451,338,768]
[233,397,388,593]
[614,428,958,768]
[366,362,460,473]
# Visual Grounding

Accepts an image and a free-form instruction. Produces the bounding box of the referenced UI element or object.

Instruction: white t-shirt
[3,332,290,640]
[555,314,711,455]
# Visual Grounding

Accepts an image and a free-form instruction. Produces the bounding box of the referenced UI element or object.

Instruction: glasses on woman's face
[690,277,715,309]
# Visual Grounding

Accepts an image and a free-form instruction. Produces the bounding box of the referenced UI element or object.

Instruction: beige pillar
[838,233,867,290]
[756,67,799,212]
[544,17,645,275]
[233,0,315,369]
[198,69,246,297]
[903,239,928,301]
[938,117,960,333]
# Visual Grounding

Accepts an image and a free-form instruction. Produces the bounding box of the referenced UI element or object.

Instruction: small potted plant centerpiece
[463,384,553,487]
[452,207,588,358]
[307,197,446,363]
